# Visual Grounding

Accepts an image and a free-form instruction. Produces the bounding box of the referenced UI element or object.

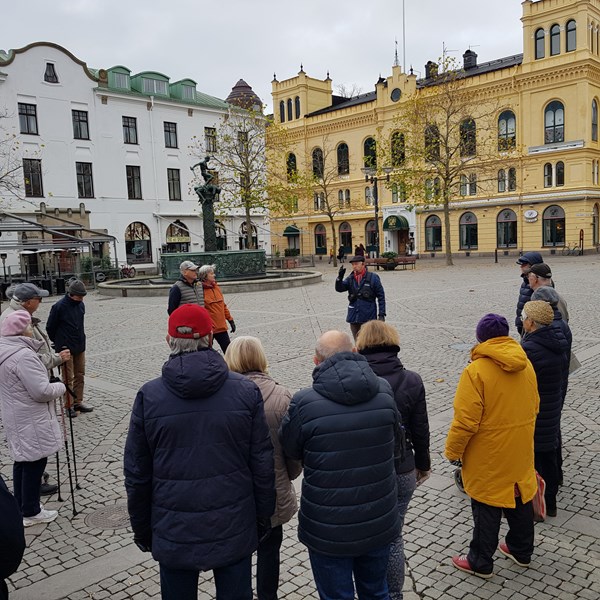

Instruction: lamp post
[0,253,6,282]
[362,166,393,258]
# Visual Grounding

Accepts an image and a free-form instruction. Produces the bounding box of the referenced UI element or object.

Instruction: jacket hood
[523,325,568,356]
[312,351,383,405]
[470,336,529,372]
[161,348,229,399]
[0,336,43,367]
[358,345,404,374]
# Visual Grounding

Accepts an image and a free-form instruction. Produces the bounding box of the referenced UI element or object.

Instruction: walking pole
[58,387,78,517]
[55,450,63,502]
[61,357,81,491]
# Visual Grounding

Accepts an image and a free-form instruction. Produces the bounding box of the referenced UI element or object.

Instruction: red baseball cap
[168,305,213,338]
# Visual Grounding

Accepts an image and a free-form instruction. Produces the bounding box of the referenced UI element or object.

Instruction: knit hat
[68,279,87,296]
[531,286,559,307]
[168,304,213,339]
[529,263,552,278]
[0,310,32,337]
[476,313,509,343]
[522,301,554,326]
[10,282,50,301]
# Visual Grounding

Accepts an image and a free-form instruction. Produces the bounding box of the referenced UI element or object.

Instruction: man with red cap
[124,304,275,600]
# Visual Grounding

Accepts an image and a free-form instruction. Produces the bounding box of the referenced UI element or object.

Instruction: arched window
[391,132,405,166]
[294,96,301,119]
[339,221,352,252]
[365,186,373,205]
[498,169,506,193]
[550,24,561,56]
[392,183,398,203]
[238,221,258,250]
[459,174,468,196]
[508,167,517,191]
[566,19,577,52]
[593,203,599,246]
[424,215,442,251]
[314,224,327,254]
[345,189,351,207]
[496,209,517,248]
[363,137,377,168]
[215,219,227,251]
[459,212,478,250]
[279,100,285,123]
[425,124,440,161]
[312,147,324,177]
[287,98,293,121]
[365,220,377,249]
[460,118,476,157]
[498,110,516,151]
[544,163,553,187]
[556,161,565,186]
[545,101,565,144]
[593,99,598,142]
[286,153,297,181]
[535,28,545,59]
[543,205,566,247]
[314,192,324,211]
[166,219,190,253]
[337,143,349,175]
[338,190,344,208]
[125,222,152,263]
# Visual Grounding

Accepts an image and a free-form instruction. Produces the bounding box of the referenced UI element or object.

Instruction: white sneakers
[23,508,58,527]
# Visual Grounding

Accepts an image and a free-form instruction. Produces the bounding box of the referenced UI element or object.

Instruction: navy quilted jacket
[515,251,543,333]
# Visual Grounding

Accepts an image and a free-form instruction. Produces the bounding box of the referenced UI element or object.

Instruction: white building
[0,42,270,277]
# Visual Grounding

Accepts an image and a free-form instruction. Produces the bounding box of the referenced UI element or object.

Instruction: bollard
[494,249,498,264]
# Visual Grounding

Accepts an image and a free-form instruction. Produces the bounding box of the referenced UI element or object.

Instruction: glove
[338,266,346,279]
[229,320,236,333]
[378,315,385,322]
[257,517,272,544]
[133,535,152,552]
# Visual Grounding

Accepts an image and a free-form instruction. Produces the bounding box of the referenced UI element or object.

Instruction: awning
[383,215,409,231]
[283,225,301,236]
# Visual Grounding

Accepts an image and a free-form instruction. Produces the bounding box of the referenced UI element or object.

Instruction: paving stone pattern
[2,254,600,599]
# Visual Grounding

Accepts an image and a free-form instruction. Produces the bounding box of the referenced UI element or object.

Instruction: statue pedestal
[160,250,266,281]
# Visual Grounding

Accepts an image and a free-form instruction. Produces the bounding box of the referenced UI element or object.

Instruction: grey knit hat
[531,286,559,307]
[68,279,87,296]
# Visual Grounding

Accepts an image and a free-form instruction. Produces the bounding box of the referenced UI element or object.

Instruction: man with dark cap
[515,252,543,335]
[167,260,204,315]
[335,255,386,340]
[446,314,539,578]
[527,263,569,322]
[47,279,92,416]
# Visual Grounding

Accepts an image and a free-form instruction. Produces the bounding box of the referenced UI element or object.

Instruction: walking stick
[61,359,81,491]
[55,450,63,502]
[56,384,78,517]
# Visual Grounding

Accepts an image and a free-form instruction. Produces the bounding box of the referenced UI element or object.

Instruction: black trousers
[467,497,534,574]
[535,450,559,511]
[256,525,283,600]
[0,579,8,600]
[213,331,231,354]
[13,457,47,518]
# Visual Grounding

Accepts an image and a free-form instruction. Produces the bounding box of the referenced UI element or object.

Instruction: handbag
[532,471,546,523]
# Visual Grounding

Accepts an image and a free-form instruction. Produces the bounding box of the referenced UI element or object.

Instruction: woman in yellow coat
[445,314,539,578]
[198,265,235,353]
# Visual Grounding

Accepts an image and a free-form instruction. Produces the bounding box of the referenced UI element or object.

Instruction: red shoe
[498,542,530,567]
[451,554,493,579]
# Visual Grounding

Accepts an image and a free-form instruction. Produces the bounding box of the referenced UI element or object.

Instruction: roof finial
[394,38,400,68]
[272,72,277,82]
[410,65,414,75]
[326,70,330,80]
[299,63,305,74]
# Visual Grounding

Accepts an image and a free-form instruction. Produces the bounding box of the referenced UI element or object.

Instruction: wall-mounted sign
[524,209,538,223]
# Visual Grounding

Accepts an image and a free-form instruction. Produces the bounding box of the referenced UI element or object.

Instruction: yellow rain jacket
[445,336,539,508]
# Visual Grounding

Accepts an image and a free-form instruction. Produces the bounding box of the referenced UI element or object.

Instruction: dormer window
[182,85,195,101]
[142,78,168,95]
[44,63,58,83]
[113,72,130,89]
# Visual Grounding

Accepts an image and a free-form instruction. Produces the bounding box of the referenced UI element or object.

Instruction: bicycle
[120,263,137,278]
[561,242,581,256]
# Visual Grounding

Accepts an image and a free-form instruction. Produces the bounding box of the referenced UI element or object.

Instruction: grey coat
[0,336,65,462]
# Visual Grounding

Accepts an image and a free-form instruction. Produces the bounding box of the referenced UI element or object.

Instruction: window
[164,122,178,148]
[18,103,38,135]
[593,203,599,246]
[459,212,478,250]
[142,78,168,95]
[205,127,217,152]
[363,137,376,168]
[545,101,564,144]
[287,99,293,121]
[391,132,405,167]
[535,28,545,59]
[313,192,324,211]
[545,162,564,187]
[556,161,565,186]
[167,169,181,201]
[166,220,190,253]
[468,173,477,196]
[425,215,442,251]
[365,220,377,249]
[460,118,476,157]
[295,96,301,119]
[497,209,517,248]
[337,143,349,175]
[114,72,130,89]
[508,167,517,191]
[123,116,138,144]
[593,100,598,142]
[459,174,468,196]
[543,205,565,246]
[72,110,89,140]
[23,159,43,197]
[365,186,373,205]
[392,183,399,203]
[498,110,516,151]
[550,24,561,56]
[182,85,195,101]
[339,222,352,250]
[425,124,440,161]
[566,20,577,52]
[345,189,351,207]
[338,190,344,208]
[312,147,324,178]
[76,162,94,198]
[425,178,434,201]
[314,224,327,253]
[44,63,58,83]
[544,163,553,187]
[498,169,506,193]
[124,222,152,264]
[126,165,142,199]
[286,153,297,181]
[279,101,285,123]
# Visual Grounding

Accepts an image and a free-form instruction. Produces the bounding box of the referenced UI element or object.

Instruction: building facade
[271,0,600,259]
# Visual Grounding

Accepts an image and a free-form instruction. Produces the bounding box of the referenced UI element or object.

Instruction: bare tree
[336,83,363,99]
[0,110,24,207]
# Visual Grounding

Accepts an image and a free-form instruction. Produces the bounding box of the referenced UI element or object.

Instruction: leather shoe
[74,403,94,413]
[40,482,58,496]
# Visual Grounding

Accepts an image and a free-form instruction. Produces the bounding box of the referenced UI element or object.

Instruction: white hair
[169,326,211,355]
[198,264,216,280]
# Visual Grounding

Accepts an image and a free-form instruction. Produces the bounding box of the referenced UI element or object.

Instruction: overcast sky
[1,0,525,111]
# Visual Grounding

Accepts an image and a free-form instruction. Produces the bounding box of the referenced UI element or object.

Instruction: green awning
[283,225,301,236]
[383,215,409,231]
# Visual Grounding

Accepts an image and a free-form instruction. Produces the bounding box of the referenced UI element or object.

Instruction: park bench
[364,256,416,271]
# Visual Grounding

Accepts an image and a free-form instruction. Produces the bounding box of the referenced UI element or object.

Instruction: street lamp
[362,166,393,258]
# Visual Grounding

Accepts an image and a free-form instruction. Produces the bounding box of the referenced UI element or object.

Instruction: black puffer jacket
[46,295,86,354]
[515,251,543,333]
[521,325,569,452]
[124,348,275,571]
[551,307,572,403]
[359,345,430,473]
[280,351,401,557]
[0,475,25,582]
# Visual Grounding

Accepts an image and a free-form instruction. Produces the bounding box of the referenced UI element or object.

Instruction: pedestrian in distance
[124,304,275,600]
[199,264,235,353]
[446,313,539,578]
[335,255,386,340]
[358,243,366,257]
[356,320,430,600]
[167,260,204,315]
[515,251,543,335]
[337,245,345,264]
[0,311,65,527]
[225,336,302,600]
[328,247,334,264]
[0,474,25,600]
[280,330,402,600]
[46,279,92,416]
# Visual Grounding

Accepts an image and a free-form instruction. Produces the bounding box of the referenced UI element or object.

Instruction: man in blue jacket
[124,304,275,600]
[335,255,386,340]
[280,330,401,600]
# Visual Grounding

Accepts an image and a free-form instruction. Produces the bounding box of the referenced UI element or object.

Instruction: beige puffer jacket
[244,371,302,527]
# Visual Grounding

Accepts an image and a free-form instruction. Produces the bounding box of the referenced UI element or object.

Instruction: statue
[191,156,222,252]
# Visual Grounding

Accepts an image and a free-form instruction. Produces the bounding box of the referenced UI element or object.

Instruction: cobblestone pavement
[2,254,600,600]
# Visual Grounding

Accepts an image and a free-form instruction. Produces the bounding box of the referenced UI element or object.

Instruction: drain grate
[84,503,130,530]
[449,343,473,352]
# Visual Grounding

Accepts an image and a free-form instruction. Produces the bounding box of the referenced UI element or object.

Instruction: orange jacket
[202,282,232,333]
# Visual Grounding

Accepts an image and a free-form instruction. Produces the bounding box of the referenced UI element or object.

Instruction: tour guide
[335,255,386,340]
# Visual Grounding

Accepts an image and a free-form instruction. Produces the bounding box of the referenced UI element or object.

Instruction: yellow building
[271,0,600,258]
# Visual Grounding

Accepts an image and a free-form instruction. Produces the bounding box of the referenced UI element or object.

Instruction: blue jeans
[387,471,417,600]
[160,555,252,600]
[308,544,391,600]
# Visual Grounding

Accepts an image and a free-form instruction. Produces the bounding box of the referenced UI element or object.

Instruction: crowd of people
[0,253,574,599]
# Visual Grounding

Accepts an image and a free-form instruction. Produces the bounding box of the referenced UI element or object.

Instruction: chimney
[425,61,438,79]
[463,49,478,70]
